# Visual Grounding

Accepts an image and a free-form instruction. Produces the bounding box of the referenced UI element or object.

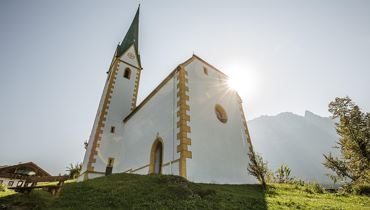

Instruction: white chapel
[79,6,256,184]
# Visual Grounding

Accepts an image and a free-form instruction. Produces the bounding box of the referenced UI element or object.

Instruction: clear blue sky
[1,0,369,174]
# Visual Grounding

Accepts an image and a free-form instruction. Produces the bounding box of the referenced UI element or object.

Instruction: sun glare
[226,63,258,99]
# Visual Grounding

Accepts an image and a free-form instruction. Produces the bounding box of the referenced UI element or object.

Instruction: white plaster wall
[92,60,139,173]
[132,166,149,175]
[185,59,255,184]
[114,75,179,176]
[80,43,141,179]
[168,162,179,175]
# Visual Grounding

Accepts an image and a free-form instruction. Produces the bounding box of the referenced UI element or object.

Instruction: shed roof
[0,162,51,177]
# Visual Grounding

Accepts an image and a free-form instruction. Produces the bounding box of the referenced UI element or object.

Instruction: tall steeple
[116,5,141,68]
[79,6,143,181]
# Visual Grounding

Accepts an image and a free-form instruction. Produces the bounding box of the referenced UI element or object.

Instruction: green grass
[0,173,369,210]
[266,184,369,209]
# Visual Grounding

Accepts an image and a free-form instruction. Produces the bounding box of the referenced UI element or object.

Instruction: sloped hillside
[0,173,265,209]
[248,111,339,184]
[1,173,369,210]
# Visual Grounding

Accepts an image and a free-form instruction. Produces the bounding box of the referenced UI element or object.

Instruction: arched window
[124,68,131,79]
[215,104,228,123]
[149,137,163,174]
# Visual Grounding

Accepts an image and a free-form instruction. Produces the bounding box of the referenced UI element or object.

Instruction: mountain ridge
[248,111,339,184]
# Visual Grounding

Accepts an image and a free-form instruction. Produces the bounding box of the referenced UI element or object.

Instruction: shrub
[0,184,7,192]
[338,184,352,194]
[292,178,305,186]
[275,164,293,183]
[66,163,82,179]
[247,152,268,189]
[265,170,275,183]
[352,184,370,196]
[303,182,325,194]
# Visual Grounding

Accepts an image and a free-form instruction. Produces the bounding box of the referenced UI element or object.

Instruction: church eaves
[116,5,141,68]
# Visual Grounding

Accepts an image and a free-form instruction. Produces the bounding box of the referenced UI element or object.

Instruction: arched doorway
[149,138,163,174]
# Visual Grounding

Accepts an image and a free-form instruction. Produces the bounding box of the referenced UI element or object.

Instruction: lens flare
[225,63,258,99]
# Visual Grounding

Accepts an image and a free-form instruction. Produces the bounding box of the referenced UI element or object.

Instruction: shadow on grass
[0,174,267,210]
[0,190,55,210]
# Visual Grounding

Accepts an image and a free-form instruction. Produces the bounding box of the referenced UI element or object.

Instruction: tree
[275,164,292,183]
[323,97,370,185]
[265,169,276,184]
[66,163,82,179]
[247,152,268,189]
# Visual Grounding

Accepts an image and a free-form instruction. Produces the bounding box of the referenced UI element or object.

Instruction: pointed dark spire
[116,5,141,67]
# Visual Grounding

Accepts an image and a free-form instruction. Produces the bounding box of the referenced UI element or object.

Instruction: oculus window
[215,104,228,123]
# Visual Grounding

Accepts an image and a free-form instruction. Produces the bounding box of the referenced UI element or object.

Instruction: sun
[226,63,258,99]
[227,74,247,96]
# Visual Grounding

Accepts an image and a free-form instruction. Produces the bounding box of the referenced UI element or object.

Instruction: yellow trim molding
[237,96,255,155]
[176,65,192,178]
[117,58,142,70]
[131,68,141,110]
[85,59,121,179]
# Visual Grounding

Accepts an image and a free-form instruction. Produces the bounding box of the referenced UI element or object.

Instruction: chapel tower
[80,6,142,180]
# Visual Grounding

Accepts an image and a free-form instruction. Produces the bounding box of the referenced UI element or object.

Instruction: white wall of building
[80,43,141,179]
[116,75,179,175]
[92,60,139,173]
[80,56,256,184]
[185,59,255,184]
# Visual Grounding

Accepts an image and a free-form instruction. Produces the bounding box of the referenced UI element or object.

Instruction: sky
[0,0,369,175]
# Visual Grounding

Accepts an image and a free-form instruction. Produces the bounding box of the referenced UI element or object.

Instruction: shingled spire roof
[116,5,141,67]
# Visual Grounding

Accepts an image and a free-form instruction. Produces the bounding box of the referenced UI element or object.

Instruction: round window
[215,104,228,123]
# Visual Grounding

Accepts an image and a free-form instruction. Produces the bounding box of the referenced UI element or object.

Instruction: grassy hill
[0,173,369,209]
